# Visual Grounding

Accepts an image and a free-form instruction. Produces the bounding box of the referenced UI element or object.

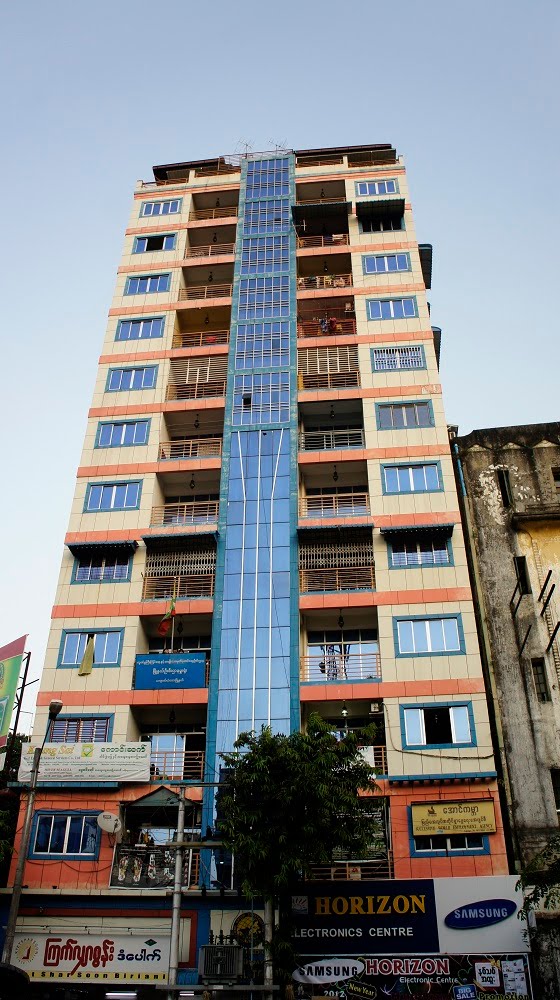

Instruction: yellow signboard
[411,800,496,836]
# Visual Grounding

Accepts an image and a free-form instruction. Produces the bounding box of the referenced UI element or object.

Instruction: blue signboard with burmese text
[134,653,206,690]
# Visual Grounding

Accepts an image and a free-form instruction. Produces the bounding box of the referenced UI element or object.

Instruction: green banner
[0,635,27,746]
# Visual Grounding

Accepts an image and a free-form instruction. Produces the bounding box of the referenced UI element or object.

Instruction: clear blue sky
[1,0,558,728]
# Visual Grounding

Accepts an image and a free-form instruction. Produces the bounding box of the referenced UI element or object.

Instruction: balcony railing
[159,437,223,461]
[307,852,394,881]
[150,501,220,527]
[297,274,353,291]
[110,843,200,889]
[299,566,375,592]
[166,379,227,401]
[142,574,215,600]
[299,493,370,518]
[298,318,357,338]
[296,155,345,167]
[298,371,360,390]
[189,206,238,221]
[172,329,229,349]
[296,196,347,205]
[299,428,365,450]
[194,164,240,178]
[184,243,235,258]
[150,750,205,781]
[297,234,350,249]
[301,653,381,683]
[178,283,232,301]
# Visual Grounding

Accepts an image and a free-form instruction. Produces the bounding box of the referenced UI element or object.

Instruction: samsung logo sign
[293,959,365,984]
[444,898,517,930]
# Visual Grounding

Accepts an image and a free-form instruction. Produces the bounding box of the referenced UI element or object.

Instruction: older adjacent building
[2,145,529,1000]
[454,422,560,997]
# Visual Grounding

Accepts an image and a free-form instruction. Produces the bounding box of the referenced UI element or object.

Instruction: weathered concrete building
[453,422,560,996]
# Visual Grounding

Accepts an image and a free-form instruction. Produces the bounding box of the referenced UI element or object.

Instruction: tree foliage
[518,834,560,913]
[218,713,382,898]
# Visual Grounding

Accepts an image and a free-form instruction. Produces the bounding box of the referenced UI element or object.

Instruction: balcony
[110,843,200,889]
[297,274,353,291]
[150,749,205,781]
[297,234,350,249]
[300,567,375,592]
[150,500,220,527]
[296,195,348,207]
[296,154,345,168]
[299,528,375,594]
[299,492,370,518]
[298,370,360,391]
[142,574,215,600]
[184,242,235,259]
[301,652,381,683]
[178,283,233,301]
[189,206,238,221]
[307,852,394,881]
[298,317,356,338]
[299,428,365,451]
[166,379,227,401]
[512,500,560,525]
[159,437,223,461]
[172,328,229,349]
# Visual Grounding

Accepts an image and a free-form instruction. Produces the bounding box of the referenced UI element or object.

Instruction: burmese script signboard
[12,932,170,983]
[18,742,150,783]
[411,800,497,837]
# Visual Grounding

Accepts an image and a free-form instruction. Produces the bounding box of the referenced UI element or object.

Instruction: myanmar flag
[157,598,177,637]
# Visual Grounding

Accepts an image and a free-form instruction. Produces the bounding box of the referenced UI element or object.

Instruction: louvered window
[144,546,216,577]
[298,345,359,375]
[49,717,111,742]
[167,356,227,400]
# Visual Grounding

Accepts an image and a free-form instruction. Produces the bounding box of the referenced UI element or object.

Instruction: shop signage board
[134,652,206,689]
[12,931,170,982]
[411,800,496,836]
[0,634,27,747]
[18,742,150,783]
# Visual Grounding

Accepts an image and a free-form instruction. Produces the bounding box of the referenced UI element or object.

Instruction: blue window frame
[363,253,410,275]
[238,276,290,320]
[116,317,164,341]
[240,235,290,274]
[382,462,442,494]
[48,715,113,742]
[30,812,100,860]
[243,200,290,234]
[235,321,290,369]
[106,366,158,391]
[233,372,290,424]
[125,273,170,295]
[58,629,123,668]
[400,701,475,748]
[407,808,487,857]
[72,550,131,583]
[394,615,465,657]
[96,419,150,448]
[388,535,452,569]
[371,345,426,371]
[140,199,181,217]
[376,400,434,430]
[367,297,417,321]
[133,234,176,253]
[85,480,141,511]
[356,179,398,196]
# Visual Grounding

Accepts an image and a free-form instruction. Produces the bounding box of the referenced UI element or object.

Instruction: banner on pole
[0,635,27,747]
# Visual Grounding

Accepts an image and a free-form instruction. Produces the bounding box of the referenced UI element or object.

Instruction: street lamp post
[1,699,63,966]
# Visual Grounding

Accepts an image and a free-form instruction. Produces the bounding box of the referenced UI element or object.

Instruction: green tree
[518,834,560,913]
[218,714,383,990]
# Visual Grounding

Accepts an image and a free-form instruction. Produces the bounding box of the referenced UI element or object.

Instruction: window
[413,833,485,854]
[238,276,290,320]
[360,214,403,234]
[356,179,398,196]
[236,321,290,369]
[246,159,290,198]
[377,401,433,430]
[367,297,417,320]
[552,468,560,493]
[402,703,473,747]
[116,317,164,341]
[363,253,410,275]
[241,236,290,274]
[140,199,181,217]
[389,535,451,568]
[233,372,290,424]
[59,630,122,667]
[514,555,531,595]
[107,366,157,391]
[96,420,150,448]
[74,551,131,583]
[395,616,463,655]
[383,463,441,494]
[550,769,560,814]
[133,234,176,253]
[372,346,426,371]
[31,813,99,858]
[496,468,513,507]
[48,716,111,742]
[125,274,170,295]
[85,481,141,511]
[244,200,290,234]
[532,659,551,702]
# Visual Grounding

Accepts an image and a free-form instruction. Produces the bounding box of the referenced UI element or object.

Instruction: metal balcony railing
[299,493,370,518]
[297,370,360,390]
[297,274,353,291]
[189,206,238,221]
[150,501,220,527]
[298,318,357,337]
[193,164,240,178]
[172,329,229,349]
[299,428,365,450]
[166,379,227,401]
[296,155,345,167]
[307,852,394,881]
[178,283,232,301]
[110,844,200,889]
[301,653,381,683]
[299,566,375,593]
[297,234,350,249]
[142,574,215,600]
[184,243,235,258]
[296,196,347,205]
[150,750,205,781]
[159,437,223,461]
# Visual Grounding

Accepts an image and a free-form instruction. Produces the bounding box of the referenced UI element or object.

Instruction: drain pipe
[167,785,186,1000]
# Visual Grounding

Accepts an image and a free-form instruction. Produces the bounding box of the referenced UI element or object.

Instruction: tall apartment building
[4,145,531,999]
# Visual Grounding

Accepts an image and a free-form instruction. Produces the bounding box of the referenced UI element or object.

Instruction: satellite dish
[97,812,122,834]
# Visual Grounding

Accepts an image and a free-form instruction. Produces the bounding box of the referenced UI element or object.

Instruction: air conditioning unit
[198,945,244,982]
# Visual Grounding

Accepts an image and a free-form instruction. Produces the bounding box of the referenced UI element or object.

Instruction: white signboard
[18,742,150,783]
[434,876,529,953]
[12,931,170,982]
